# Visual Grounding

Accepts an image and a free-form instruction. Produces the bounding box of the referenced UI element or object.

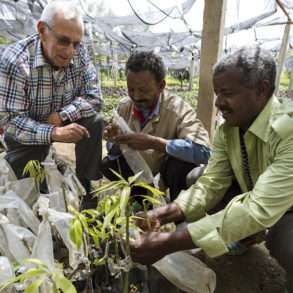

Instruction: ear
[159,79,166,91]
[257,80,271,99]
[37,21,47,41]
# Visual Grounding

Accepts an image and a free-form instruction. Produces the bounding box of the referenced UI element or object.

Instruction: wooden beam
[275,23,291,94]
[276,0,291,22]
[197,0,227,140]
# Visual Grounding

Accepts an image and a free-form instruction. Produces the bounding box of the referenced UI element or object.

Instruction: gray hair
[40,1,84,32]
[213,46,276,97]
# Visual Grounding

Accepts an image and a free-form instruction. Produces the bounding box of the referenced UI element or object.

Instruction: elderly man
[0,1,103,206]
[102,51,210,200]
[130,47,293,293]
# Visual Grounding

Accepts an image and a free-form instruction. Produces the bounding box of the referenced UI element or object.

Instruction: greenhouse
[0,0,293,292]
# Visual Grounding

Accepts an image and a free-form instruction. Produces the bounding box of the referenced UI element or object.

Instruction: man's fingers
[71,123,90,138]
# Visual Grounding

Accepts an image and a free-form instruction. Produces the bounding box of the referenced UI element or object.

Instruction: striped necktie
[239,129,254,191]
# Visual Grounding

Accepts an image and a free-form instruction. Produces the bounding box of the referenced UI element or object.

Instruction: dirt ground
[54,142,286,293]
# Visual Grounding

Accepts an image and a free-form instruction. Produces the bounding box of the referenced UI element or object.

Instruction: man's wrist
[51,126,60,142]
[150,136,167,152]
[167,228,195,252]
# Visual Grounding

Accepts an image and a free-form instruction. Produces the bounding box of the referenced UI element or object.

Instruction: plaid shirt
[0,34,103,145]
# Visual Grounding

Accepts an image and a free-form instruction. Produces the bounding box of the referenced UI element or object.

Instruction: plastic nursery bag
[0,223,35,263]
[0,191,40,234]
[153,251,216,293]
[0,257,16,293]
[32,219,54,271]
[112,110,153,184]
[42,161,64,193]
[7,177,39,208]
[0,154,17,193]
[47,208,85,268]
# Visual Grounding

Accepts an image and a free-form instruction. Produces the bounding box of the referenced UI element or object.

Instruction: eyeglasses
[44,22,81,50]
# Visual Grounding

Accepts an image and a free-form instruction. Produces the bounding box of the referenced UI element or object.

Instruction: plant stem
[123,205,130,293]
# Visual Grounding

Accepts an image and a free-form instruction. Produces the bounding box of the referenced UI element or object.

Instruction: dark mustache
[218,107,232,112]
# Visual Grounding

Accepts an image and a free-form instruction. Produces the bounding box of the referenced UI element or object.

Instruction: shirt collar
[33,35,74,69]
[132,94,161,124]
[248,96,280,142]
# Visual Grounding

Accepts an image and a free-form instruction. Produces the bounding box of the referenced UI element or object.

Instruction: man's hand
[47,112,63,127]
[130,228,194,265]
[130,232,172,265]
[103,124,121,141]
[51,123,90,143]
[115,133,167,152]
[135,210,161,232]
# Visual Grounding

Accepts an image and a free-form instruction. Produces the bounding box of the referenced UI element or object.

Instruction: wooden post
[275,23,291,95]
[196,0,227,139]
[188,53,196,91]
[288,70,293,94]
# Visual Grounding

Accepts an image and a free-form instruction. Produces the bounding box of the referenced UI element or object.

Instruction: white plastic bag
[0,223,33,263]
[153,251,216,293]
[0,191,40,234]
[47,208,85,268]
[31,220,54,271]
[42,161,64,193]
[0,257,16,293]
[7,177,39,208]
[112,110,153,183]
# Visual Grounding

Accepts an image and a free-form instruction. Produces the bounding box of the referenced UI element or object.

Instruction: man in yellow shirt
[130,46,293,292]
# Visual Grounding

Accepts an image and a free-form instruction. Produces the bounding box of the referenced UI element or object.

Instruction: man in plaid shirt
[0,1,103,207]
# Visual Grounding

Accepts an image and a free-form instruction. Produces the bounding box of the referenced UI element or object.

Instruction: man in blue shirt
[0,1,103,207]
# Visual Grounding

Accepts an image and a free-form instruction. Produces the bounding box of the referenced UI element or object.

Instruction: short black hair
[125,51,166,82]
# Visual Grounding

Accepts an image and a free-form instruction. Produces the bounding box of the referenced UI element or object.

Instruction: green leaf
[128,171,143,184]
[24,277,45,293]
[109,168,127,182]
[52,272,77,293]
[82,209,100,219]
[93,256,106,266]
[92,180,124,195]
[77,213,89,233]
[24,259,48,271]
[133,182,164,197]
[21,268,47,280]
[140,195,161,205]
[120,186,130,216]
[0,276,22,291]
[103,209,117,230]
[69,218,83,249]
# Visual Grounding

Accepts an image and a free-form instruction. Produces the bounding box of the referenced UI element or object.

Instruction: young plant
[69,170,164,292]
[23,160,45,193]
[0,258,76,293]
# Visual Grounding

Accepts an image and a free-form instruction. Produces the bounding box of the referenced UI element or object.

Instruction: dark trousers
[266,212,293,292]
[4,114,103,185]
[101,154,198,201]
[215,181,293,292]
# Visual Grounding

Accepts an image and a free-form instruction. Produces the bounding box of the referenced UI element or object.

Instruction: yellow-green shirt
[175,96,293,257]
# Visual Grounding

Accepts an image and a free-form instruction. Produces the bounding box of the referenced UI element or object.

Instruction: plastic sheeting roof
[0,0,293,70]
